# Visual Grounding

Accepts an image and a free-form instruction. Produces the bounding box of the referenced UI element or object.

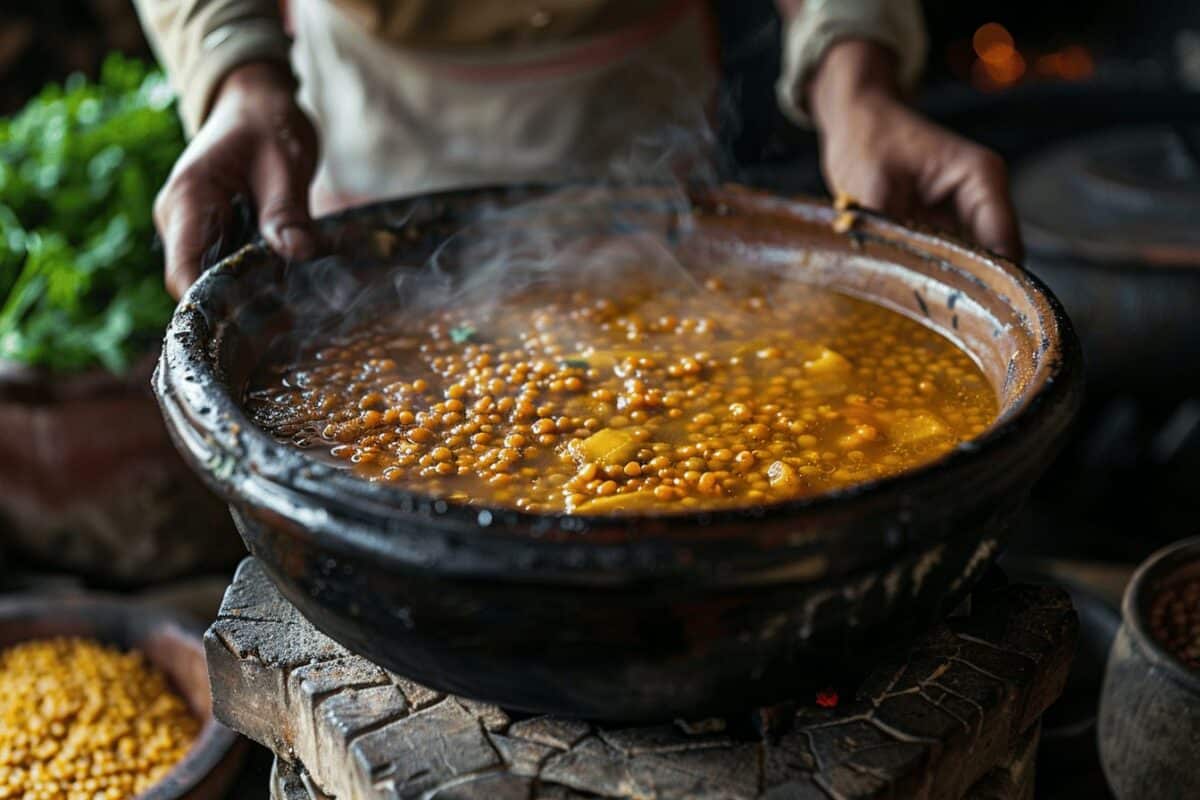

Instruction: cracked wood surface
[210,559,1074,800]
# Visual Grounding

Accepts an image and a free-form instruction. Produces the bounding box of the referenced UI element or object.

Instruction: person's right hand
[805,41,1022,261]
[154,61,319,299]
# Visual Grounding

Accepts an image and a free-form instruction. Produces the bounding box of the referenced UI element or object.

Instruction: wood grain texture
[215,558,1075,800]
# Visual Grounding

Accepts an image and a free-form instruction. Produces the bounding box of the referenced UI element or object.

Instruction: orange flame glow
[1036,45,1095,81]
[971,23,1025,90]
[973,23,1016,65]
[967,22,1095,91]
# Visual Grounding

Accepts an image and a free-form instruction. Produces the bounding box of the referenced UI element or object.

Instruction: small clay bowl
[0,594,248,799]
[1098,535,1200,799]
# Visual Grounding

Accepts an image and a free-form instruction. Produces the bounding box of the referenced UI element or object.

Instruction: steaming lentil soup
[247,275,998,513]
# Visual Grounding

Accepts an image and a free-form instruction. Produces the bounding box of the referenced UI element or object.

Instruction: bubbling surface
[247,272,997,514]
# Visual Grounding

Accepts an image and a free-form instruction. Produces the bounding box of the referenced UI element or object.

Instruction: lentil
[248,279,996,513]
[1148,577,1200,671]
[0,637,199,798]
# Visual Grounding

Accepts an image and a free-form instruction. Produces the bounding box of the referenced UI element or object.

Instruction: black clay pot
[1014,127,1200,397]
[1099,536,1200,799]
[154,184,1080,720]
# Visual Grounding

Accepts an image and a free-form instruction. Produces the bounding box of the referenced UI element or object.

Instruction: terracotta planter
[0,354,243,584]
[1099,536,1200,799]
[155,184,1081,719]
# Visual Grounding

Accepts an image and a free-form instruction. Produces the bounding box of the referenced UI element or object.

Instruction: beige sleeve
[775,0,928,128]
[131,0,293,135]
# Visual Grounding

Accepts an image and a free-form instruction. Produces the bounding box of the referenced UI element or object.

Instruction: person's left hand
[807,40,1022,261]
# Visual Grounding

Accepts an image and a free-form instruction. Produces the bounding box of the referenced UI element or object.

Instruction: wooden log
[215,558,1075,800]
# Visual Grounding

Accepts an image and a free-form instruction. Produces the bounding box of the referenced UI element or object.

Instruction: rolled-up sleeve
[776,0,928,127]
[132,0,292,135]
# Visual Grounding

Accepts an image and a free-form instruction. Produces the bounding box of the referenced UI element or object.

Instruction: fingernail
[280,226,315,260]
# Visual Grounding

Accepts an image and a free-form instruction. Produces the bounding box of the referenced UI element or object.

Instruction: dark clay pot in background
[155,184,1081,720]
[0,355,243,584]
[1014,127,1200,397]
[1099,536,1200,799]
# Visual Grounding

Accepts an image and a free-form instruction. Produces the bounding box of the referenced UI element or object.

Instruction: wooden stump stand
[207,559,1076,799]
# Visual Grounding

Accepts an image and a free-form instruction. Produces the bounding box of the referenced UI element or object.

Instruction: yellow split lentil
[0,637,199,799]
[248,274,997,513]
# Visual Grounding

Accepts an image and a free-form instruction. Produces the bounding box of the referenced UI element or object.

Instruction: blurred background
[1,1,1199,797]
[4,0,1199,580]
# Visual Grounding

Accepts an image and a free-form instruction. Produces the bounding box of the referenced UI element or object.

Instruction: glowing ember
[816,688,839,708]
[1036,45,1095,81]
[971,23,1025,90]
[973,23,1016,66]
[966,22,1094,92]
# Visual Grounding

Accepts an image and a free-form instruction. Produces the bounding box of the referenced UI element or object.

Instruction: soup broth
[247,273,997,514]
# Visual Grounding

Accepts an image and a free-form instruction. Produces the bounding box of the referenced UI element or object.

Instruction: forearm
[774,3,1019,259]
[806,40,901,133]
[131,0,293,135]
[773,0,927,126]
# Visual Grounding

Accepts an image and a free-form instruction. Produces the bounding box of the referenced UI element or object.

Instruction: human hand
[154,61,319,299]
[807,40,1022,260]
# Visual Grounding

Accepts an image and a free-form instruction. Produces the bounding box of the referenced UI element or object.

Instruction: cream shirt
[130,0,926,205]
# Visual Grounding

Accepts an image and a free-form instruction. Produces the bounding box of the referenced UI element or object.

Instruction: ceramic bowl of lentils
[1099,535,1200,799]
[0,594,248,799]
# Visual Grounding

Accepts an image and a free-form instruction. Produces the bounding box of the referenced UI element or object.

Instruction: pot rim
[1014,126,1200,271]
[156,183,1081,572]
[1022,222,1200,272]
[1122,534,1200,695]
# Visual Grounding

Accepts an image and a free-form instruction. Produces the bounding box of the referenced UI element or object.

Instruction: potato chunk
[804,347,851,375]
[573,427,638,466]
[575,492,657,513]
[767,460,800,491]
